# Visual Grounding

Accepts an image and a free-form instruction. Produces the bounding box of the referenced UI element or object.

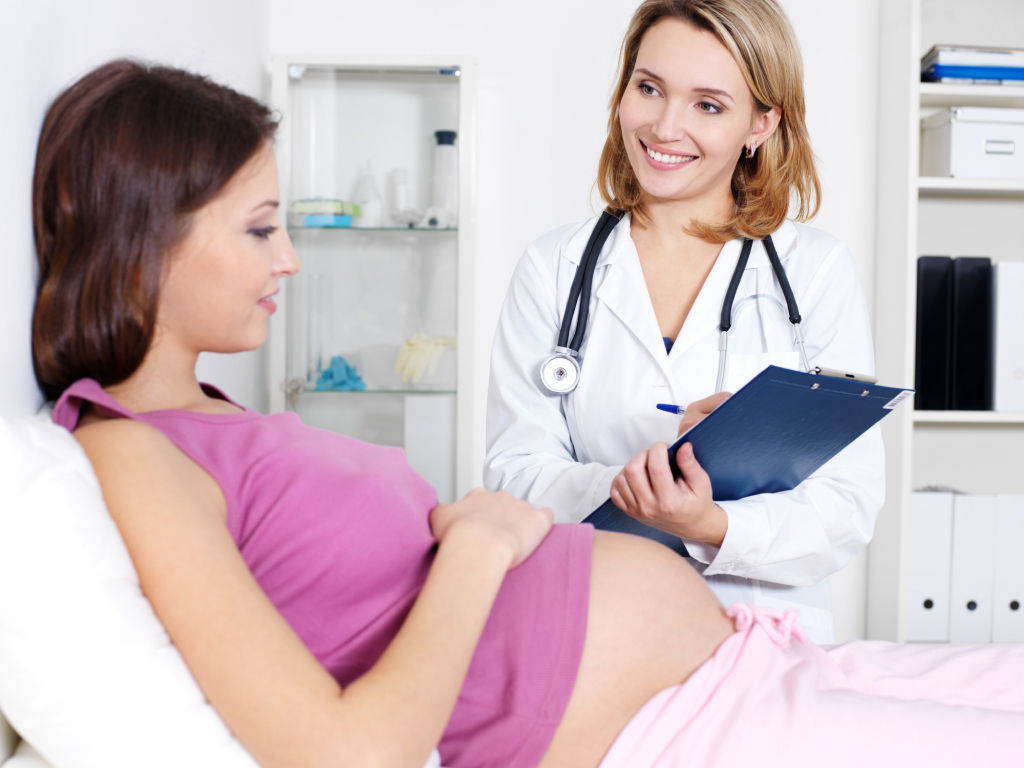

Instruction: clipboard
[583,366,913,553]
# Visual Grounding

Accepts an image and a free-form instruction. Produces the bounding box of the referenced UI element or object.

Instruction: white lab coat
[484,213,885,643]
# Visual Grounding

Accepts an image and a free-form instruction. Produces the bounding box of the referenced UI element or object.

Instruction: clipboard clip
[810,366,878,384]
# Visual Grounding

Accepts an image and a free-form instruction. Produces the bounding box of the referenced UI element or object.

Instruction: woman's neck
[640,189,734,242]
[632,196,730,262]
[102,343,238,415]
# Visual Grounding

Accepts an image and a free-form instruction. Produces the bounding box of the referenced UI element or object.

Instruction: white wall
[1,0,270,419]
[269,0,882,641]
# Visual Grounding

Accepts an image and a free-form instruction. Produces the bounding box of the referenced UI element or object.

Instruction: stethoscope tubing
[558,211,620,351]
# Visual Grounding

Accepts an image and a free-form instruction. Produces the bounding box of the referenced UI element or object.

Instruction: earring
[745,141,758,159]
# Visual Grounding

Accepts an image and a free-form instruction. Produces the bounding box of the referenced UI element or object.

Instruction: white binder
[994,261,1024,412]
[949,494,997,643]
[905,491,954,642]
[993,495,1024,642]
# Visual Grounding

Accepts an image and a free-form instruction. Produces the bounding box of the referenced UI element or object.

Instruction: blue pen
[656,403,686,415]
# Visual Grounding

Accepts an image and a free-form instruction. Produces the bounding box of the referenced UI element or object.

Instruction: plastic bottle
[352,163,383,228]
[431,130,458,227]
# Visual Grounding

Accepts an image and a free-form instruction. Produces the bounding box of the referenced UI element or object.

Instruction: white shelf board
[917,177,1024,195]
[918,81,1024,108]
[913,410,1024,424]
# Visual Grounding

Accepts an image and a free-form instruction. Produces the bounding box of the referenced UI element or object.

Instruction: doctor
[484,0,884,644]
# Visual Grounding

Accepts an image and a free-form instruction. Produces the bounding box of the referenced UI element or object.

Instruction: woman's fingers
[672,441,713,499]
[611,442,725,546]
[617,449,663,513]
[432,488,554,569]
[677,391,732,436]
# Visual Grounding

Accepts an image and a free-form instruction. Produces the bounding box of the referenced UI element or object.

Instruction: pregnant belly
[539,530,735,768]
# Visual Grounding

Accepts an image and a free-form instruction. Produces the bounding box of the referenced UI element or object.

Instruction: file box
[920,106,1024,179]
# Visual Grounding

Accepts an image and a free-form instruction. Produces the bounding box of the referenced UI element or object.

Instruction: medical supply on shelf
[394,334,456,384]
[430,130,458,227]
[352,164,384,227]
[298,213,354,227]
[291,198,360,214]
[388,168,421,228]
[288,198,360,228]
[314,355,367,391]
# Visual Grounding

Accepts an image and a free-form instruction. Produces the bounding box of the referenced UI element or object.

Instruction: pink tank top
[53,379,593,768]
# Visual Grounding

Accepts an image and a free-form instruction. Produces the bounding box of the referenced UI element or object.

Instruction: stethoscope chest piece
[540,347,581,394]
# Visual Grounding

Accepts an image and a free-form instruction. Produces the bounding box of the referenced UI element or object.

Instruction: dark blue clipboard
[584,365,913,556]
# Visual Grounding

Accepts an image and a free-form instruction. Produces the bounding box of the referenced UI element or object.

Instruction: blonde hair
[597,0,820,241]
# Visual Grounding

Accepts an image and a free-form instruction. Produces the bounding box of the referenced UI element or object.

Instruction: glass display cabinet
[267,56,475,503]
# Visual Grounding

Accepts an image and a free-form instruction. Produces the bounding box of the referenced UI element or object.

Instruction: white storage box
[921,106,1024,179]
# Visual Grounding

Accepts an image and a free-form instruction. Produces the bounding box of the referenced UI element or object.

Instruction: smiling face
[618,18,779,218]
[157,144,299,358]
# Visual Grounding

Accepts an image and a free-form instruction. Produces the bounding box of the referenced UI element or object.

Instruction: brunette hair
[31,59,278,400]
[597,0,820,241]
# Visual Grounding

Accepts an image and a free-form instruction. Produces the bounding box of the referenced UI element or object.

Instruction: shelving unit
[869,0,1024,640]
[265,56,476,503]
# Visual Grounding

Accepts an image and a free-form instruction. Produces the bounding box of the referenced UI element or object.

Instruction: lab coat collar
[560,211,634,268]
[586,214,669,371]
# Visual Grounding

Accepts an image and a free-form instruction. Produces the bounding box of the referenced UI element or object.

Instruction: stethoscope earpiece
[540,349,581,394]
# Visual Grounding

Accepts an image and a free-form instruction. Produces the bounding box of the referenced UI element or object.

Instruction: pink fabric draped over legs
[599,603,1024,768]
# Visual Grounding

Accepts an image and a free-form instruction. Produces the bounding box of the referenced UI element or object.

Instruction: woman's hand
[430,488,554,569]
[610,441,728,548]
[676,391,731,437]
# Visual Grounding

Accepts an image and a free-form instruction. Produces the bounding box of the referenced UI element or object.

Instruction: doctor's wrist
[690,503,727,550]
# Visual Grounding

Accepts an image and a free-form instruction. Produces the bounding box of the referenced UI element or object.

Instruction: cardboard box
[921,106,1024,179]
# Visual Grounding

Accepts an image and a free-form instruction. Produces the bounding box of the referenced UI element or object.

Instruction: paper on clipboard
[665,365,912,501]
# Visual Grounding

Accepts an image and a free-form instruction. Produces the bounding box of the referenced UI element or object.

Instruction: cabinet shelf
[917,177,1024,195]
[918,81,1024,108]
[913,410,1024,424]
[297,387,457,396]
[289,226,457,234]
[268,55,476,504]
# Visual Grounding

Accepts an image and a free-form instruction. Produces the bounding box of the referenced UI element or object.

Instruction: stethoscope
[539,210,812,395]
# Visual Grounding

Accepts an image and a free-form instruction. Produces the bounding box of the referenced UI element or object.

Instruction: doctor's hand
[610,442,728,548]
[677,391,732,437]
[430,488,554,569]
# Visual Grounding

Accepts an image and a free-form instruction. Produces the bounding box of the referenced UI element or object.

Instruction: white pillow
[3,741,52,768]
[0,710,18,763]
[0,411,259,767]
[0,412,444,768]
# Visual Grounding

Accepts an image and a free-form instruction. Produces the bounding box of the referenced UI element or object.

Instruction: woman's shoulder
[776,219,849,259]
[771,221,863,302]
[72,414,201,504]
[525,213,606,265]
[53,378,131,431]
